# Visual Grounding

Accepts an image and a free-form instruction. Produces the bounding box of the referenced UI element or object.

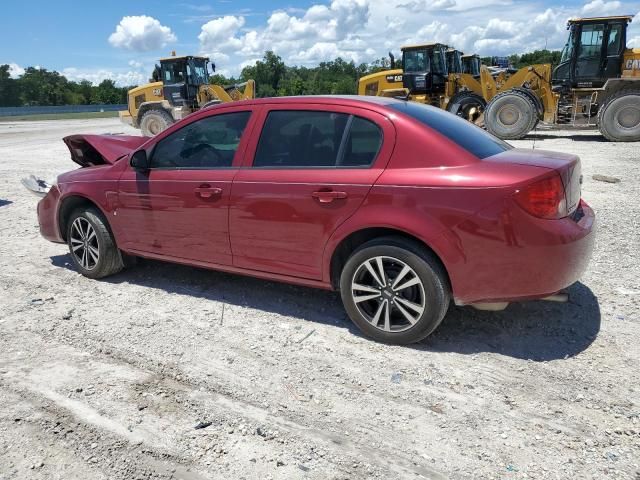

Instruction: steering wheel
[182,143,224,167]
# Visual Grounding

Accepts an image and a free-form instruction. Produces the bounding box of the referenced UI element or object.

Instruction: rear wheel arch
[328,227,451,292]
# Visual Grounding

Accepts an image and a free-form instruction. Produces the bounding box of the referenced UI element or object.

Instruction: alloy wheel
[351,256,426,333]
[70,217,99,271]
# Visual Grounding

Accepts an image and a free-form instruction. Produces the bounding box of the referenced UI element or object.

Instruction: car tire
[140,109,174,136]
[67,208,124,279]
[339,237,450,345]
[597,89,640,142]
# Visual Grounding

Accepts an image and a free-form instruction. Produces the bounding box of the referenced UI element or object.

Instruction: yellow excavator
[120,53,255,136]
[358,15,640,141]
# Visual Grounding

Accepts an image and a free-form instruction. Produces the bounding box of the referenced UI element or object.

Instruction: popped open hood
[63,134,148,167]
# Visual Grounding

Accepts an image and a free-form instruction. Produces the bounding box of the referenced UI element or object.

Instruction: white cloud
[581,0,622,15]
[62,67,147,87]
[626,11,640,47]
[6,63,25,78]
[398,0,456,14]
[195,0,637,75]
[199,0,371,72]
[109,15,177,51]
[198,15,246,54]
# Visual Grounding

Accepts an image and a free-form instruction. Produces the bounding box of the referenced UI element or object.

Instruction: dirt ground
[0,118,638,480]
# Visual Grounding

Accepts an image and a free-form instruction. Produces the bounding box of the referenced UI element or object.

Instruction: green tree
[0,65,20,107]
[241,51,286,97]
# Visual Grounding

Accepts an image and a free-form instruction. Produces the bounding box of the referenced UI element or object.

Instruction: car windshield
[404,50,430,73]
[390,101,512,159]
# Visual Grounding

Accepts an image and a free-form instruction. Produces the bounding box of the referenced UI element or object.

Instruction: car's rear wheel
[339,237,450,344]
[67,208,123,279]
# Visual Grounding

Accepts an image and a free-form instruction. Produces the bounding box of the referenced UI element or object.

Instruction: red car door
[116,109,256,266]
[229,104,395,280]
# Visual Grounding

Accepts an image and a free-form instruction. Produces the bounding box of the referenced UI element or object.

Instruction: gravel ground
[0,119,638,480]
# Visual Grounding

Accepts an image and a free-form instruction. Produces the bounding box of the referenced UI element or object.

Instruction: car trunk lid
[63,134,147,168]
[487,148,582,214]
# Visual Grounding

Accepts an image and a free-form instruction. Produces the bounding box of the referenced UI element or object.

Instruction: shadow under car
[50,254,600,361]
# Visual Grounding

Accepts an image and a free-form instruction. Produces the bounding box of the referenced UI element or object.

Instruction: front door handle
[311,190,348,203]
[195,184,223,199]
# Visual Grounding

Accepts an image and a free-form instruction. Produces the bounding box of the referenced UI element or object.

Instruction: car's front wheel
[340,237,450,344]
[67,208,123,279]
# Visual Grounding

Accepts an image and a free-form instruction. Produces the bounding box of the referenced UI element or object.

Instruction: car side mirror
[130,150,149,171]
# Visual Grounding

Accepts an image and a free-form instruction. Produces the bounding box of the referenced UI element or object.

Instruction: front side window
[579,24,605,59]
[162,62,186,84]
[150,111,251,169]
[432,48,447,75]
[607,24,623,55]
[189,59,208,85]
[560,25,577,64]
[253,110,382,168]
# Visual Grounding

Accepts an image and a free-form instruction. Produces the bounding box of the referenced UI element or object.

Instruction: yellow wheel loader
[359,15,640,141]
[119,53,255,136]
[357,43,487,122]
[484,15,640,141]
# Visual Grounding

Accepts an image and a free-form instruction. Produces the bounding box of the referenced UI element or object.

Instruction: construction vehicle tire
[446,92,486,123]
[484,90,538,140]
[512,87,544,119]
[597,89,640,142]
[140,109,174,137]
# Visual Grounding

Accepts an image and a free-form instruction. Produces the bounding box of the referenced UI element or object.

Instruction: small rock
[592,174,620,184]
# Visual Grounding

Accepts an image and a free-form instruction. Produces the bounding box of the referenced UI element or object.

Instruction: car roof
[205,95,403,110]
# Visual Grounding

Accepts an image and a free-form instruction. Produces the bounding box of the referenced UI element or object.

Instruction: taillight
[514,174,567,219]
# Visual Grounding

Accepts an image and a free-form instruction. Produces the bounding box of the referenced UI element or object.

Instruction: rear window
[389,101,512,159]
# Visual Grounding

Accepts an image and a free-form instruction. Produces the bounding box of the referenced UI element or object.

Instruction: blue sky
[1,0,639,85]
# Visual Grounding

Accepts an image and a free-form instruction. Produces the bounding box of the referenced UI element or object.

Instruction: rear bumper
[450,200,596,305]
[37,185,64,243]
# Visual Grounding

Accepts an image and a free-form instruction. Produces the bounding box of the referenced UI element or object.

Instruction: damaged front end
[21,174,53,198]
[22,133,147,197]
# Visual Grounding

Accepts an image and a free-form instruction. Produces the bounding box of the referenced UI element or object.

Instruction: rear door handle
[311,190,348,203]
[195,184,223,199]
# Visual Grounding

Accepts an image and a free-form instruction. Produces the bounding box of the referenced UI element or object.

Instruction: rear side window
[339,116,383,167]
[390,101,511,159]
[253,110,382,168]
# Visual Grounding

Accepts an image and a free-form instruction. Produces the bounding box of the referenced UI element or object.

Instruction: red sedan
[36,96,595,344]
